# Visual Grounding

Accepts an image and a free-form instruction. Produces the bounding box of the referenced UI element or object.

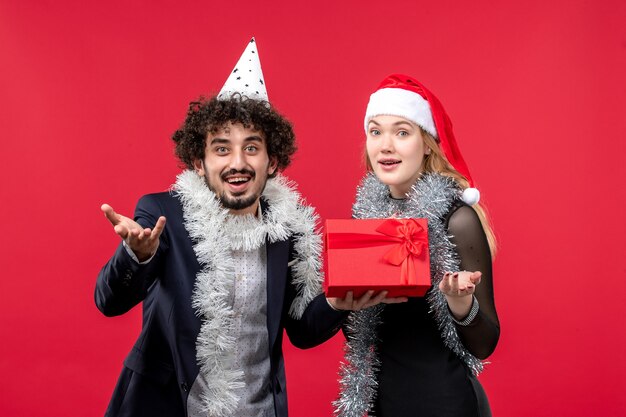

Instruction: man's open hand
[101,204,166,262]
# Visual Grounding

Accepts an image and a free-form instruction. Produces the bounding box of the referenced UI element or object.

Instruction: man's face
[193,122,277,216]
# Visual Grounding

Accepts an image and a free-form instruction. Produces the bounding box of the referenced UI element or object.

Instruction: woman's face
[366,115,430,198]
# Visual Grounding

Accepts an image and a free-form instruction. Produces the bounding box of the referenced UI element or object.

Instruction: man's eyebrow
[209,138,230,145]
[243,135,264,143]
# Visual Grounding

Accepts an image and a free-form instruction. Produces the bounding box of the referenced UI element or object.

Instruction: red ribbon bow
[376,219,427,284]
[327,218,428,284]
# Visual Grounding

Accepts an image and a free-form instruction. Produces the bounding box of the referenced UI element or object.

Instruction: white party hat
[217,37,268,102]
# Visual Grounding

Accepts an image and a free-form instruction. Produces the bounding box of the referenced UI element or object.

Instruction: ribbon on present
[326,218,428,284]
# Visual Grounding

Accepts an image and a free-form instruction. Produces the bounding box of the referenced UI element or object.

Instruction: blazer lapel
[265,236,289,353]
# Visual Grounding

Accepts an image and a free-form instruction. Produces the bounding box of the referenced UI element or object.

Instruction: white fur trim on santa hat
[364,88,437,137]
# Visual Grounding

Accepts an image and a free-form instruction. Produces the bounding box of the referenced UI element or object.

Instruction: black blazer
[95,192,346,417]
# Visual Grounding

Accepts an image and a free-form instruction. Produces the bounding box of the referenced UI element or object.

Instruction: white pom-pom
[461,188,480,205]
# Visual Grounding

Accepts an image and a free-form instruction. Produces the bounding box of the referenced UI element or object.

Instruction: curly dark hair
[172,95,296,175]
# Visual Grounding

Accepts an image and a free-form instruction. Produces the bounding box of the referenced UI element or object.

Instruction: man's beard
[218,191,259,210]
[203,168,267,211]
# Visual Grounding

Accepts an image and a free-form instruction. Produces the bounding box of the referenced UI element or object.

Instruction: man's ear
[268,157,278,176]
[193,159,205,176]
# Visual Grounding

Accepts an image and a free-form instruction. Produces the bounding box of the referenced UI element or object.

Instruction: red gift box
[324,218,431,298]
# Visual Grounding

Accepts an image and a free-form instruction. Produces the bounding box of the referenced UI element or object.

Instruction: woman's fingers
[439,272,452,292]
[470,271,482,285]
[440,271,481,297]
[451,272,461,294]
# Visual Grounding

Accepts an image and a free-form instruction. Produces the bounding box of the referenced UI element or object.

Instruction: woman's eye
[398,130,409,137]
[369,129,381,136]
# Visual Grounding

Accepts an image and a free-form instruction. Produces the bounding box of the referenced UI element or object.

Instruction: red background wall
[1,1,625,416]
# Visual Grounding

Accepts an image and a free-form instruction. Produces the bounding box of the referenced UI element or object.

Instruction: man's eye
[215,147,228,153]
[245,145,258,152]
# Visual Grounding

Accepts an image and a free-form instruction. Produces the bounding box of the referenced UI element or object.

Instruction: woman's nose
[380,134,394,152]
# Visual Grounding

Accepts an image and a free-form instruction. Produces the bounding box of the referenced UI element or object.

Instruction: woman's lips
[378,159,401,171]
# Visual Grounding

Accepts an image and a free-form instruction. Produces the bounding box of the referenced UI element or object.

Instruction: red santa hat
[364,74,480,205]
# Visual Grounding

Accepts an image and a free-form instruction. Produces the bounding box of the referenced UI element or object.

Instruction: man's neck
[227,199,261,217]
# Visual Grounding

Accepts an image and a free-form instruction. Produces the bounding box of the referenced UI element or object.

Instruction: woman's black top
[373,204,500,417]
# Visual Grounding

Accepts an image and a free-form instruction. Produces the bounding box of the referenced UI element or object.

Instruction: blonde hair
[365,128,497,257]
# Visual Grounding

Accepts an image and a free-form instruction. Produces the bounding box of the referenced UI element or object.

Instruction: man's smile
[222,169,255,193]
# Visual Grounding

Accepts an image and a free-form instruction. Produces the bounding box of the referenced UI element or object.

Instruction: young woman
[335,74,500,417]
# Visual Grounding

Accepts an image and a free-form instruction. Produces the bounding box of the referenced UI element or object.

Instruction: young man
[95,39,392,417]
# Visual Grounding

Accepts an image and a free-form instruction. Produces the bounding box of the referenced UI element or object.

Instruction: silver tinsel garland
[333,172,483,417]
[174,170,324,416]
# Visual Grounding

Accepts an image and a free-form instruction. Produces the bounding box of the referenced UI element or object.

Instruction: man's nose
[229,149,247,170]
